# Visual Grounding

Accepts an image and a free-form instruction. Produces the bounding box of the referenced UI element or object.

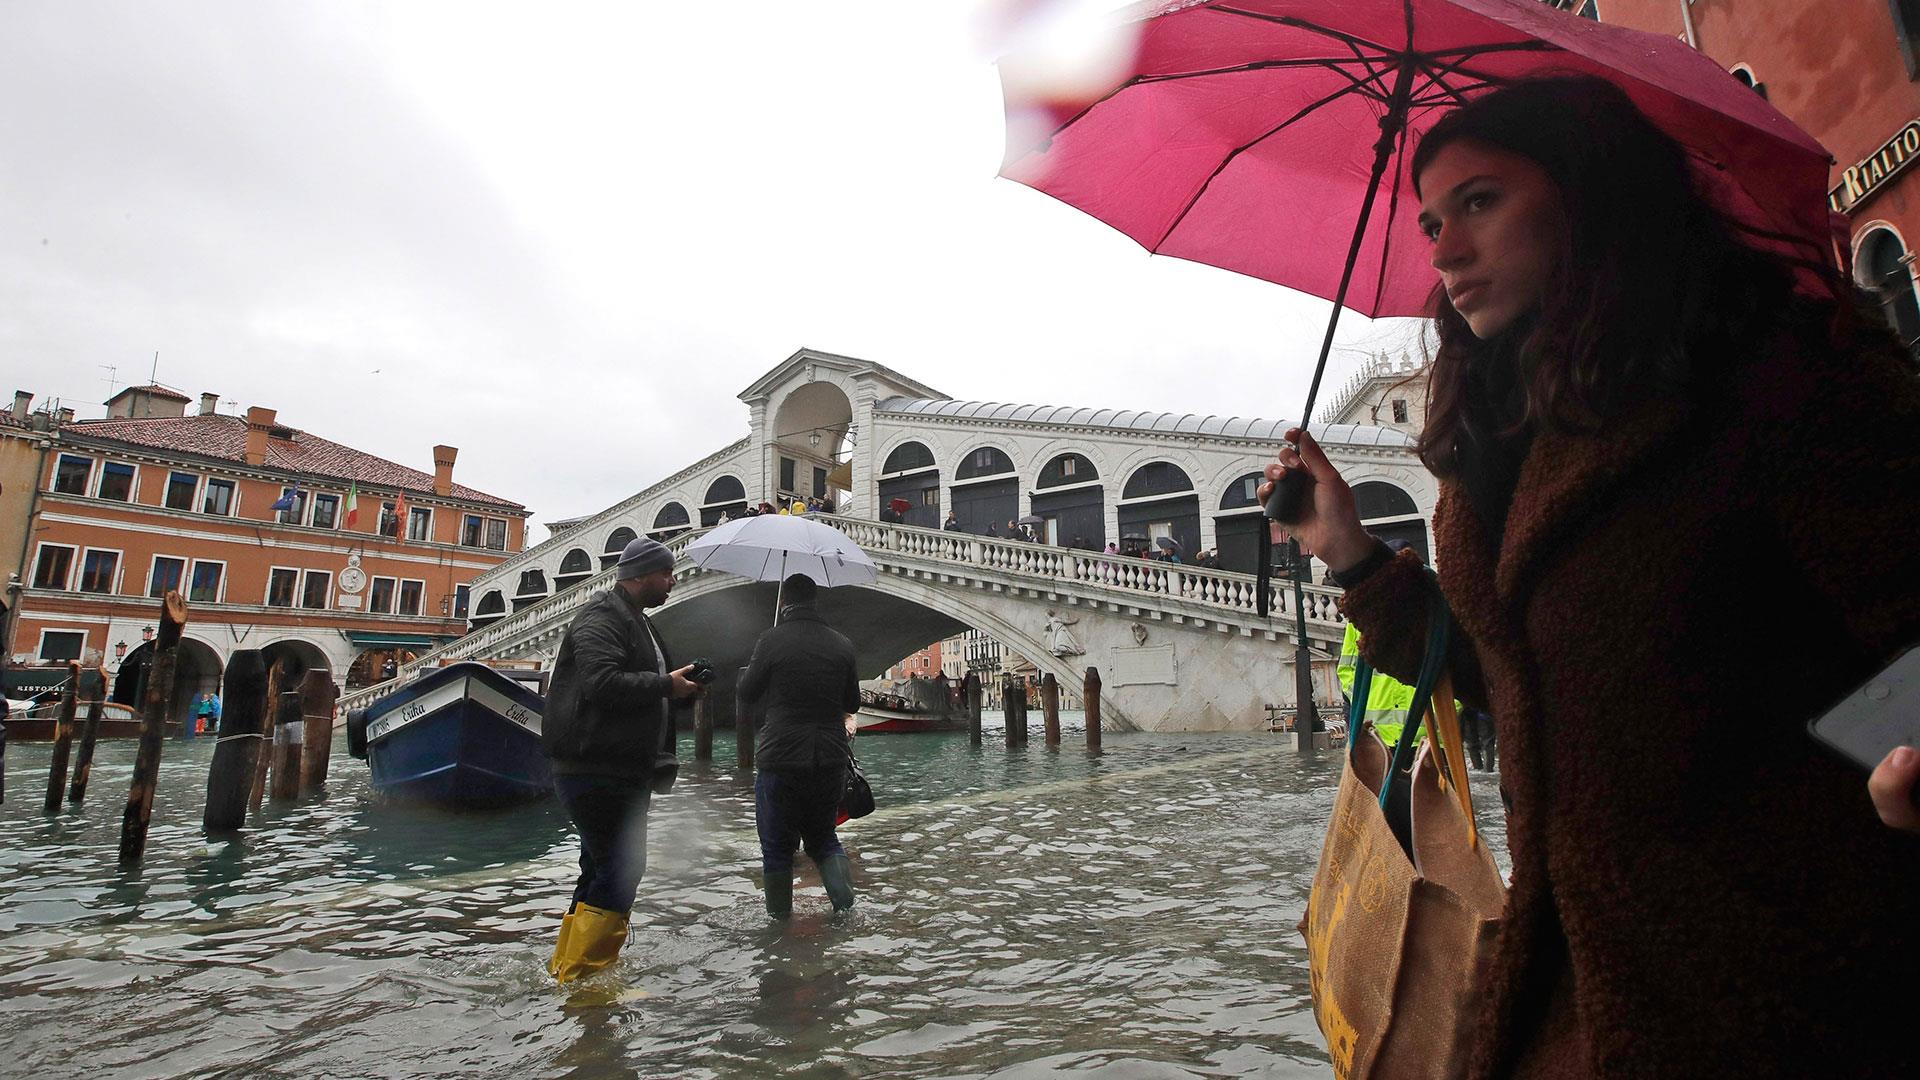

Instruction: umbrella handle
[1264,468,1314,525]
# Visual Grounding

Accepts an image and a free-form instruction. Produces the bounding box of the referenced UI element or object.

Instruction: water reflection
[0,728,1508,1078]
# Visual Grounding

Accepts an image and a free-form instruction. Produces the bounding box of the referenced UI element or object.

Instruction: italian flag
[345,482,359,528]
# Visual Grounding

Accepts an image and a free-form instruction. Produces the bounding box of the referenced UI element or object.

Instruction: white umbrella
[684,514,878,591]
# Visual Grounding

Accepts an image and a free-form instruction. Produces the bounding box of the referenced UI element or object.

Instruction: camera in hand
[686,658,716,685]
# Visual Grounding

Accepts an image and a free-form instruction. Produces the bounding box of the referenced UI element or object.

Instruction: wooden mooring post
[250,663,282,814]
[43,661,80,813]
[965,673,982,746]
[68,667,108,805]
[1003,678,1028,748]
[204,650,268,833]
[270,689,303,801]
[119,592,188,865]
[735,668,756,772]
[298,670,337,794]
[1040,673,1061,747]
[1084,667,1102,752]
[693,695,712,761]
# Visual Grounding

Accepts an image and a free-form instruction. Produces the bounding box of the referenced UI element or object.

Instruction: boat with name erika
[346,661,551,806]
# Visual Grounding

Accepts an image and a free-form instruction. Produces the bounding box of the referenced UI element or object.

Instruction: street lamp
[808,429,822,449]
[114,640,127,661]
[141,625,154,642]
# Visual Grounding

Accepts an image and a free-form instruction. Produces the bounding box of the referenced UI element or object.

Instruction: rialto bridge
[341,348,1437,731]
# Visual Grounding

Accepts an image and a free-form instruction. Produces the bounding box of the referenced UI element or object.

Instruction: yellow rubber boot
[551,902,627,984]
[546,909,576,979]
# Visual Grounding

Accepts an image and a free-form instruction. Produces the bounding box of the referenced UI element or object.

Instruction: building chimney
[199,392,219,416]
[56,407,75,425]
[244,406,276,466]
[432,445,458,496]
[11,391,31,422]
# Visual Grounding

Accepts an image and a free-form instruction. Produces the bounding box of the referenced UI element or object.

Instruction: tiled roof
[62,413,525,509]
[873,397,1415,448]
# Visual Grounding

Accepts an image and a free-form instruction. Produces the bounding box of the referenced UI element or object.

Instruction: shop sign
[1831,119,1920,214]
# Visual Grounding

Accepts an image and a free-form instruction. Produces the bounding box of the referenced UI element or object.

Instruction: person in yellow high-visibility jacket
[1336,539,1429,749]
[1337,619,1418,749]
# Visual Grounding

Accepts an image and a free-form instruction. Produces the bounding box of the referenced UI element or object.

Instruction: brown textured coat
[1339,319,1920,1079]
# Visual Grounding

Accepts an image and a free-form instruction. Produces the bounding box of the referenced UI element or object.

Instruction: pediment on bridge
[737,346,947,405]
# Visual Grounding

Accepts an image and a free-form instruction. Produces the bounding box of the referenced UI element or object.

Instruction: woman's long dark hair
[1409,76,1806,477]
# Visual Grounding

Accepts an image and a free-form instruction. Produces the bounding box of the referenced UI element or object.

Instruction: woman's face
[1416,139,1566,339]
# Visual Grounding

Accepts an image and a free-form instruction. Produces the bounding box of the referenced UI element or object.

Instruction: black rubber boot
[819,853,855,912]
[765,872,792,919]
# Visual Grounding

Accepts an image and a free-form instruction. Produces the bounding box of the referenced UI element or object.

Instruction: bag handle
[1377,587,1451,811]
[1426,674,1483,849]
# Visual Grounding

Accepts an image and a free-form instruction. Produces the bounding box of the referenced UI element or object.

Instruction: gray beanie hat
[614,537,674,579]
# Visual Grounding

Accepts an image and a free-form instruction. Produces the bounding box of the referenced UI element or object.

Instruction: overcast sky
[0,1,1422,537]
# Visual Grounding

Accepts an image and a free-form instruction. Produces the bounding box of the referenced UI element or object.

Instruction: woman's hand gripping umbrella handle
[1258,428,1377,574]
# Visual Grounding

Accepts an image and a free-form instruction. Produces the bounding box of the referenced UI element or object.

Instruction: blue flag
[270,486,301,512]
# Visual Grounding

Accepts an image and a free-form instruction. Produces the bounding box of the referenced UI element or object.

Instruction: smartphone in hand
[1808,646,1920,772]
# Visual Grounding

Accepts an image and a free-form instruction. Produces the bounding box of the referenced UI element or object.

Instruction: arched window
[512,569,549,612]
[955,446,1015,480]
[1219,471,1264,509]
[1353,481,1429,562]
[1859,227,1920,355]
[1037,453,1097,488]
[649,501,691,540]
[1728,63,1768,98]
[703,475,746,505]
[1352,482,1418,520]
[472,591,506,627]
[1122,461,1195,499]
[601,526,638,569]
[882,441,936,474]
[555,548,594,592]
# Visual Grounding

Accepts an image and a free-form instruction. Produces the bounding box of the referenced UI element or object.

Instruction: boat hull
[855,706,967,734]
[363,663,550,807]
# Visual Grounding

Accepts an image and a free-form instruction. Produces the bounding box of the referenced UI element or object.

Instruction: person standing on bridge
[541,536,705,983]
[1263,79,1920,1077]
[739,573,862,918]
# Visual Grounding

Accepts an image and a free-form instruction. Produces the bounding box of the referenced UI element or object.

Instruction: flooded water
[1,718,1507,1079]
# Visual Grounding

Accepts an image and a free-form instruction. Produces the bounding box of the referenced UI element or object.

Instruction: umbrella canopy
[684,514,878,588]
[1155,536,1182,552]
[1000,0,1830,322]
[1017,514,1047,526]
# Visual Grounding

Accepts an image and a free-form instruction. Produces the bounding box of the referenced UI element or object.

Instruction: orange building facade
[5,386,530,717]
[1588,0,1920,350]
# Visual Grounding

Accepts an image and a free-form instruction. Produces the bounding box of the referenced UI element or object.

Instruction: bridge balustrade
[338,514,1346,716]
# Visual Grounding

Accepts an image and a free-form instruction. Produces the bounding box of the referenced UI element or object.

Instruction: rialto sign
[1831,119,1920,214]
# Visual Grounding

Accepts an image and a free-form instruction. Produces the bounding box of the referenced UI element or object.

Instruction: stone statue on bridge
[1044,609,1084,657]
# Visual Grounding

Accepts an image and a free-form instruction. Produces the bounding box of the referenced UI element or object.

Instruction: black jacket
[542,587,680,779]
[739,604,861,772]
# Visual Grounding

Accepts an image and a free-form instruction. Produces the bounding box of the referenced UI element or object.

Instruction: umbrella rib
[1364,108,1415,309]
[1151,80,1374,252]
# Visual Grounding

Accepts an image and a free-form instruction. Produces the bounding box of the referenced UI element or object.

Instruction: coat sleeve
[572,611,671,710]
[738,632,771,705]
[1337,549,1492,708]
[1754,333,1920,655]
[842,646,862,714]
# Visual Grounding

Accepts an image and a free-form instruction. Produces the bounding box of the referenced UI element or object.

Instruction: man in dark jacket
[739,573,862,917]
[541,536,703,982]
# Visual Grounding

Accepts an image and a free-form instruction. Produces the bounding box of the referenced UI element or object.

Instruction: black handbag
[840,754,875,819]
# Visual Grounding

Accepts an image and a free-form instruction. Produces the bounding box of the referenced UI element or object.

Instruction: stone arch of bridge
[645,569,1139,730]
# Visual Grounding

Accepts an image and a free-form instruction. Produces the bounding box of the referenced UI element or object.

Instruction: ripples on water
[0,722,1507,1079]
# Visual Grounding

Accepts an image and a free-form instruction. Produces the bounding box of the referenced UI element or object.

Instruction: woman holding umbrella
[1264,79,1918,1078]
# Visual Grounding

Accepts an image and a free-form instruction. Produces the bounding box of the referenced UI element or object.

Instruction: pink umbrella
[1000,0,1833,519]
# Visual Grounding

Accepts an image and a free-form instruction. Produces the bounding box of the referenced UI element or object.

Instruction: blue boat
[346,662,552,806]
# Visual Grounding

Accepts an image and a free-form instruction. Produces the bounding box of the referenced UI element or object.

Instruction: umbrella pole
[1267,58,1416,524]
[1262,62,1417,746]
